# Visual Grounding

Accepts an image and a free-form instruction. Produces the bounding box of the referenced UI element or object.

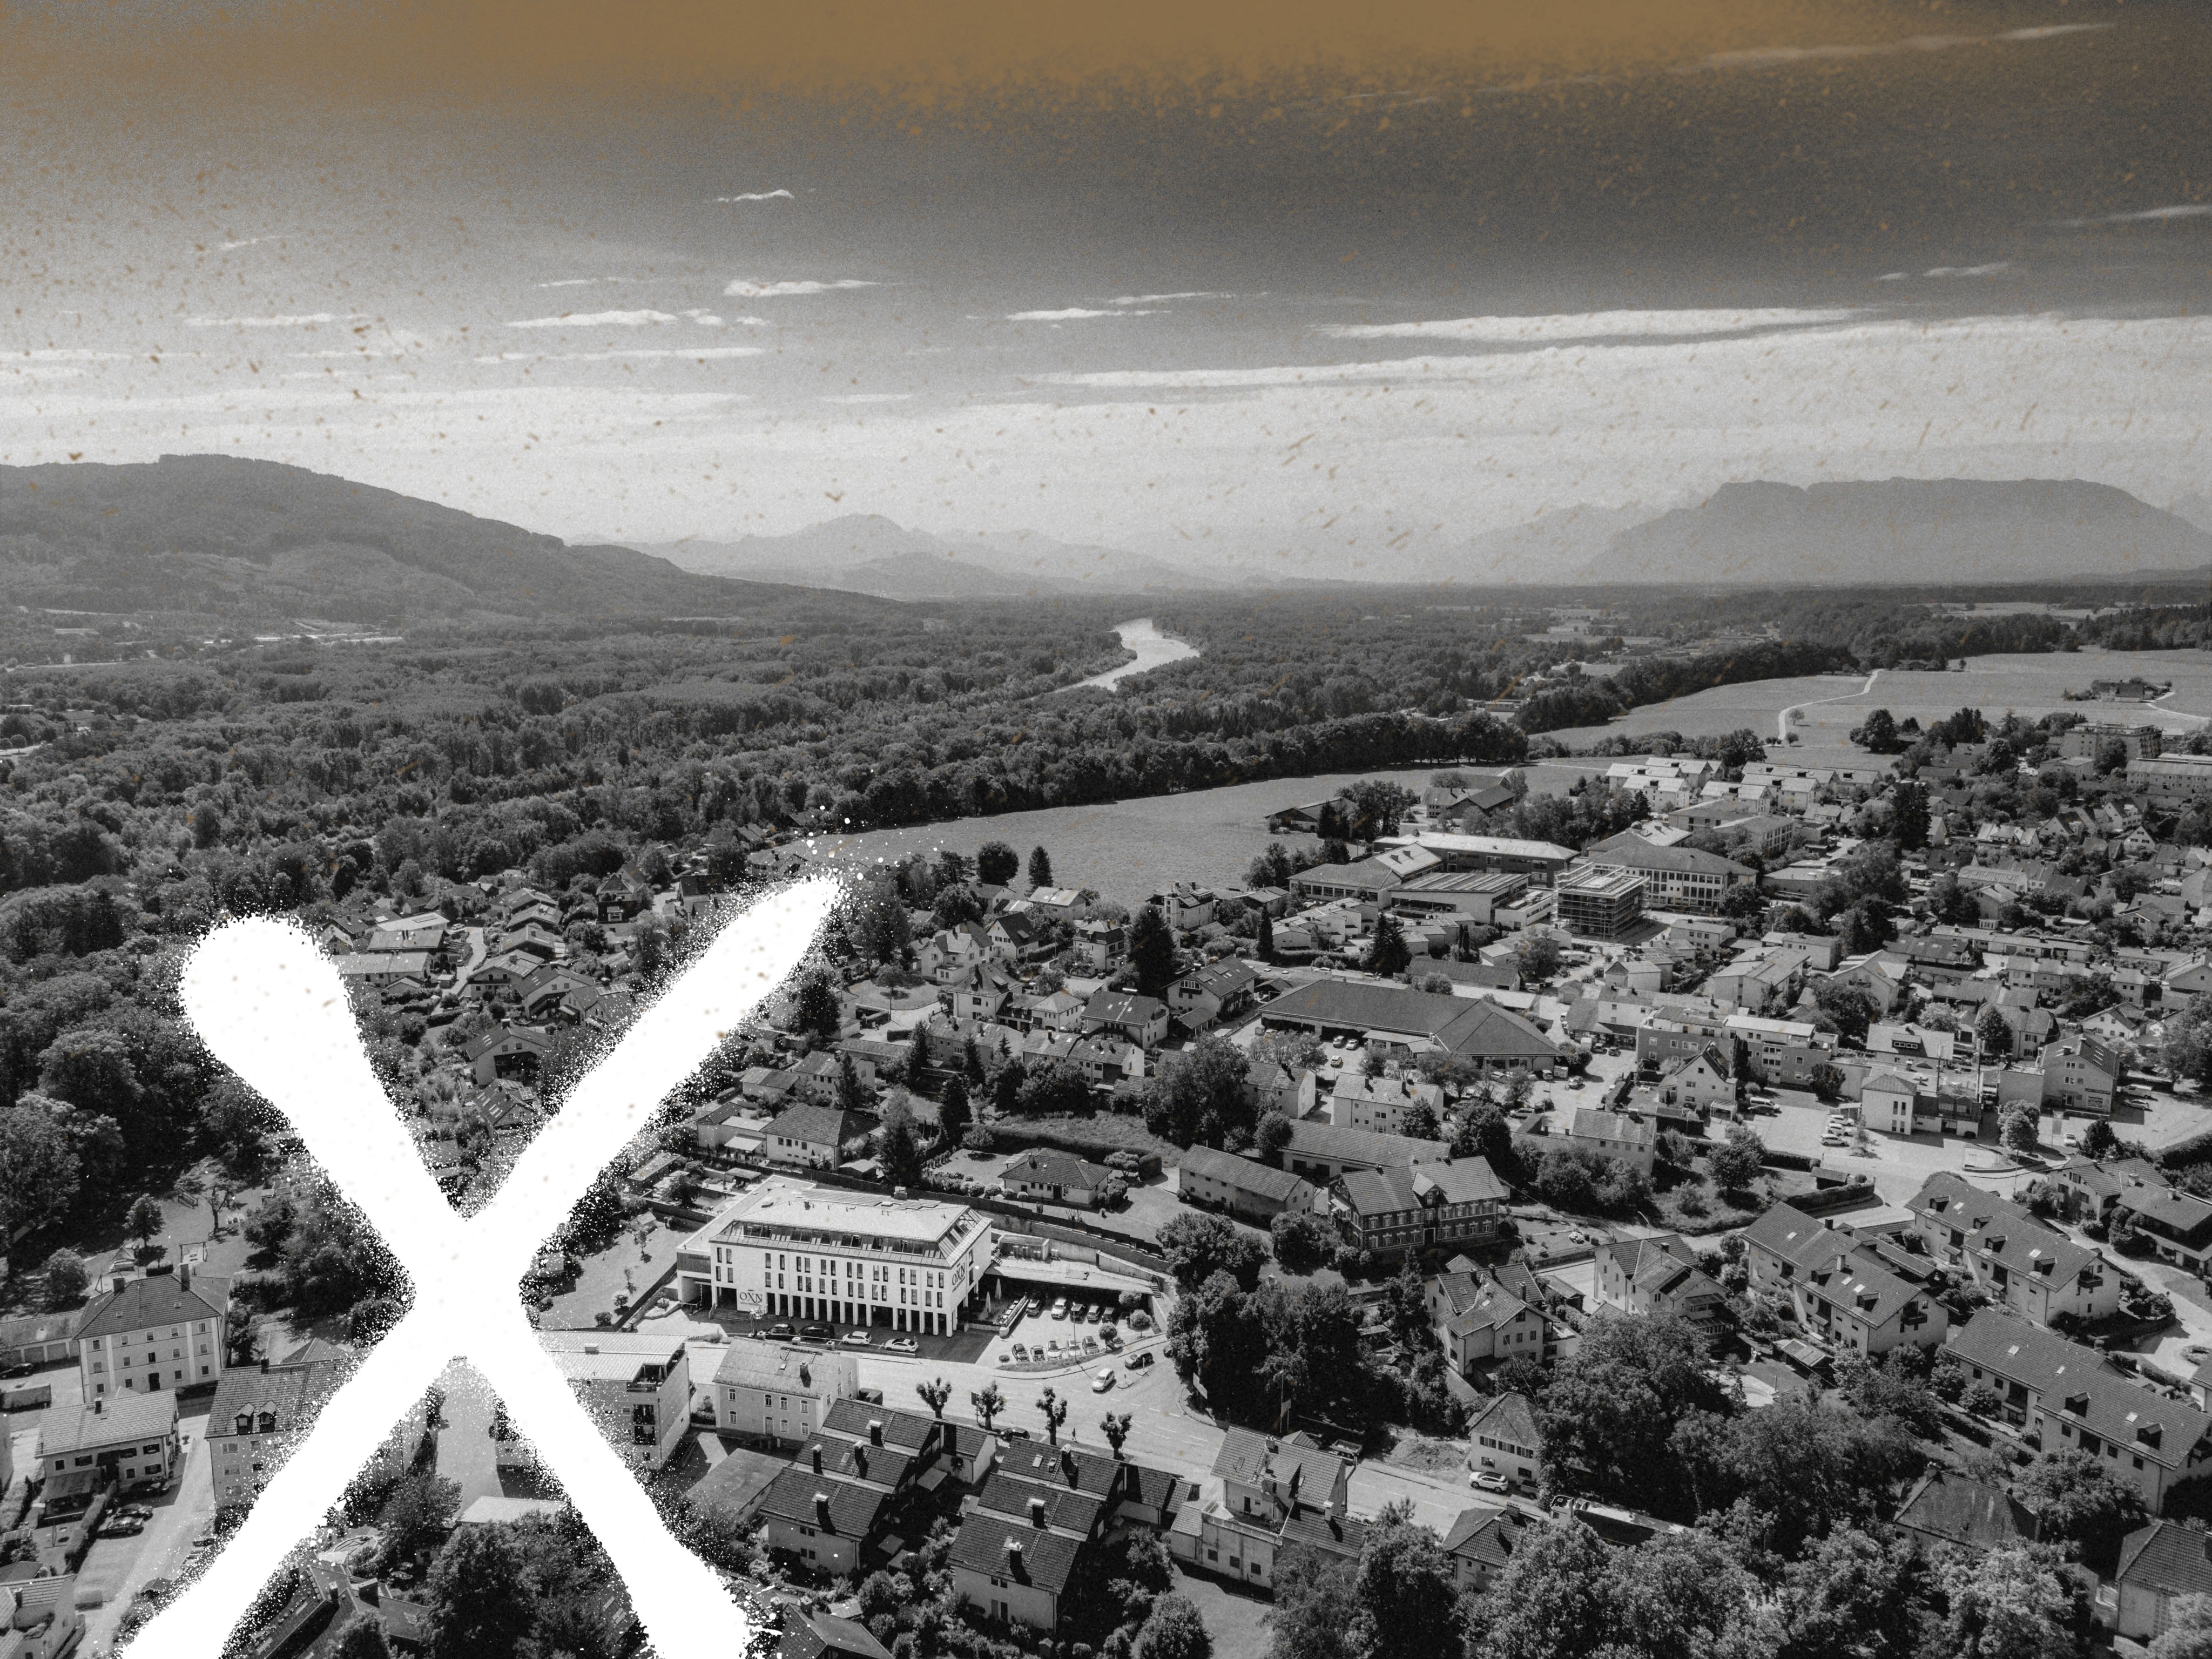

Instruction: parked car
[1126,1350,1156,1371]
[1051,1299,1069,1320]
[764,1322,795,1341]
[1011,1343,1029,1361]
[842,1330,872,1348]
[1101,1326,1123,1348]
[1003,1426,1033,1440]
[799,1324,833,1343]
[885,1336,920,1355]
[1470,1471,1509,1493]
[1081,1337,1099,1355]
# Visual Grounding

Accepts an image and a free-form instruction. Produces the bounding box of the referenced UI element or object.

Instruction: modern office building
[1553,866,1647,940]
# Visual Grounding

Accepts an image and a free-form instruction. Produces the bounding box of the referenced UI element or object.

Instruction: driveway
[80,1410,216,1649]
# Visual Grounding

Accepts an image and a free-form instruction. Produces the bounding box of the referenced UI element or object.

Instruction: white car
[885,1336,920,1355]
[842,1331,872,1349]
[1091,1371,1117,1393]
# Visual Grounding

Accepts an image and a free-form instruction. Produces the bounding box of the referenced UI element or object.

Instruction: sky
[1,0,2208,581]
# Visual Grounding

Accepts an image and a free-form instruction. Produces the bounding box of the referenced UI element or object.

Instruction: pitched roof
[1211,1426,1346,1499]
[1907,1173,2108,1290]
[76,1273,226,1341]
[997,1441,1124,1499]
[1567,1108,1657,1149]
[1586,831,1754,879]
[1335,1158,1508,1219]
[1893,1469,2039,1552]
[1279,1501,1370,1557]
[763,1104,879,1146]
[208,1360,339,1437]
[41,1387,177,1454]
[1002,1148,1110,1189]
[820,1398,939,1452]
[2119,1520,2212,1600]
[1951,1311,2212,1467]
[753,1465,889,1537]
[1177,1145,1315,1206]
[1465,1391,1543,1452]
[1283,1119,1450,1169]
[976,1470,1107,1537]
[949,1510,1085,1594]
[794,1434,916,1489]
[1443,1505,1533,1569]
[784,1613,896,1659]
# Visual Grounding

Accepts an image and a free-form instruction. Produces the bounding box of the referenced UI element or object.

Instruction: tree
[1028,846,1055,890]
[2150,1596,2212,1659]
[1256,909,1276,963]
[1534,1309,1730,1509]
[915,1376,952,1420]
[422,1523,535,1659]
[1813,981,1881,1047]
[1516,930,1564,984]
[1131,1594,1212,1659]
[1708,1124,1766,1193]
[377,1469,462,1569]
[1265,1545,1362,1659]
[128,1195,165,1250]
[1365,914,1411,977]
[835,1051,868,1114]
[1354,1509,1459,1659]
[877,1095,926,1189]
[1890,779,1931,851]
[938,1074,972,1145]
[2000,1104,2039,1157]
[969,1381,1006,1432]
[794,970,842,1044]
[1977,1006,2015,1060]
[1934,1546,2074,1659]
[976,841,1020,886]
[1451,1104,1513,1169]
[1851,709,1902,753]
[2016,1449,2149,1574]
[1131,903,1177,997]
[2081,1118,2120,1161]
[42,1247,88,1307]
[334,1615,391,1659]
[1271,1210,1335,1276]
[1719,882,1771,923]
[0,1101,82,1240]
[1256,1111,1293,1166]
[1778,1525,1930,1659]
[1036,1386,1069,1445]
[1101,1410,1133,1459]
[1142,1037,1253,1148]
[1158,1212,1267,1293]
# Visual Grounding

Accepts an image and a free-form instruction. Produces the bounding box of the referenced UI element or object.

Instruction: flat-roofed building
[538,1333,691,1472]
[682,1176,992,1336]
[1554,866,1645,940]
[2129,752,2212,804]
[1386,871,1531,927]
[1374,833,1579,886]
[1583,831,1756,915]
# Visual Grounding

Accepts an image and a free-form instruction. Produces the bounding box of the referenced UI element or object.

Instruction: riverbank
[1064,617,1199,691]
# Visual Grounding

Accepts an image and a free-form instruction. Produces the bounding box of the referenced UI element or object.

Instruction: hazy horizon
[3,2,2208,582]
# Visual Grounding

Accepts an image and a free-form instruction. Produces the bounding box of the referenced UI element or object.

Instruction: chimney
[1029,1496,1047,1529]
[584,1344,599,1355]
[1005,1539,1025,1579]
[178,1263,191,1290]
[112,1276,129,1295]
[814,1492,832,1529]
[853,1446,868,1479]
[869,1419,884,1447]
[811,1446,824,1474]
[260,1358,269,1374]
[94,1399,104,1415]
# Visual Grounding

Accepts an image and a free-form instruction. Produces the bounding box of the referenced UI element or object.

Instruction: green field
[1545,646,2212,765]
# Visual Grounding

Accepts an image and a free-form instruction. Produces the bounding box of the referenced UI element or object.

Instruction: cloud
[717,190,794,203]
[1322,307,1858,343]
[505,309,727,328]
[2049,203,2212,228]
[1114,292,1230,305]
[723,278,876,298]
[819,393,913,404]
[186,313,358,328]
[474,347,765,362]
[1007,307,1158,321]
[1921,262,2013,278]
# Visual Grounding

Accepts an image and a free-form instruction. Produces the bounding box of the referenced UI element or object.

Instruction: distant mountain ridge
[0,454,849,624]
[1580,478,2212,586]
[641,515,1228,598]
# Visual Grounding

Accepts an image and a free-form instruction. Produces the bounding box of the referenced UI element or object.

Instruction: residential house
[1189,1428,1352,1591]
[2116,1521,2212,1644]
[1000,1148,1113,1209]
[822,1398,997,1492]
[781,1611,895,1659]
[2114,1183,2212,1275]
[77,1267,227,1401]
[1328,1073,1446,1137]
[1082,990,1170,1050]
[1169,960,1260,1031]
[458,1023,553,1086]
[1427,1269,1550,1379]
[1329,1158,1509,1260]
[918,923,992,984]
[940,962,1020,1026]
[1892,1469,2040,1557]
[1442,1505,1535,1595]
[1592,1236,1725,1328]
[1464,1391,1546,1494]
[1653,1046,1737,1116]
[2044,1156,2171,1226]
[710,1344,861,1447]
[1,1576,84,1659]
[208,1357,340,1513]
[541,1333,691,1472]
[1741,1204,1948,1357]
[761,1104,880,1171]
[1176,1147,1320,1224]
[2037,1033,2122,1117]
[1948,1312,2212,1509]
[1562,1108,1658,1176]
[36,1388,179,1499]
[1906,1173,2120,1327]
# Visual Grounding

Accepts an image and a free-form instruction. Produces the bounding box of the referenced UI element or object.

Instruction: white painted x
[124,879,838,1659]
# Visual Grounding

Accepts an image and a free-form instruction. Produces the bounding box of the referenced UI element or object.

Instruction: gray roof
[1178,1145,1314,1205]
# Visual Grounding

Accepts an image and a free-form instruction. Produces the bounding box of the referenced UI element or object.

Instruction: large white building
[680,1177,993,1337]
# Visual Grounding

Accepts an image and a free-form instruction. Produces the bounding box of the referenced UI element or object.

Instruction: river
[1065,617,1199,691]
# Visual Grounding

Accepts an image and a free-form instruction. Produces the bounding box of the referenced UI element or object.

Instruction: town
[14,686,2212,1659]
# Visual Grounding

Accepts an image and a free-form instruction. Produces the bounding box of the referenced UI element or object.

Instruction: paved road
[80,1411,215,1653]
[432,1358,504,1509]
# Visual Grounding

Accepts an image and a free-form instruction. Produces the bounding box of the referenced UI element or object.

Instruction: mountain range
[630,516,1225,600]
[0,455,844,625]
[1579,478,2212,586]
